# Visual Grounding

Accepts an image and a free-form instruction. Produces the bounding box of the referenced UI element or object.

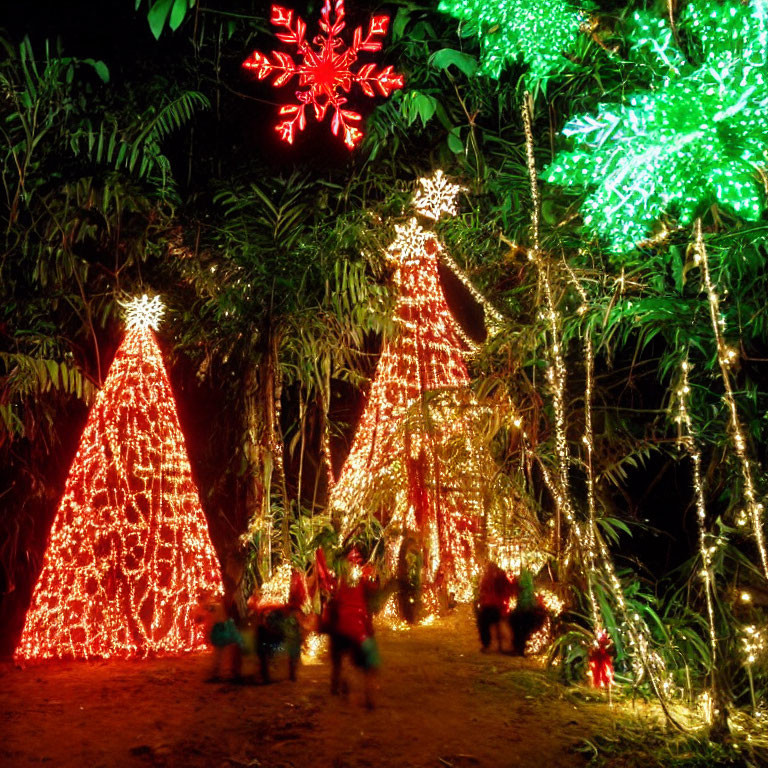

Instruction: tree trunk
[242,326,289,577]
[265,327,290,561]
[243,352,269,576]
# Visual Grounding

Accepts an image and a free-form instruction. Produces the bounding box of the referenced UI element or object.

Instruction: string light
[242,0,404,148]
[562,258,602,629]
[121,294,164,331]
[437,0,585,84]
[329,174,506,604]
[522,94,573,558]
[544,0,768,252]
[411,169,504,334]
[699,690,714,726]
[412,170,465,221]
[524,99,680,723]
[256,562,294,606]
[694,220,768,579]
[742,623,767,712]
[674,356,718,665]
[15,303,223,660]
[742,624,766,667]
[303,631,328,663]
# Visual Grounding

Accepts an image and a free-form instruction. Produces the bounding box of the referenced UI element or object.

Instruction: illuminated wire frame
[329,174,523,604]
[15,319,223,660]
[330,217,482,602]
[545,0,768,252]
[242,0,404,148]
[413,170,466,221]
[438,0,584,83]
[122,294,164,331]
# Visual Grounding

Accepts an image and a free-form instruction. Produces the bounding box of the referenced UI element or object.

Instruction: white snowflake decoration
[388,218,438,266]
[412,170,465,220]
[122,295,165,331]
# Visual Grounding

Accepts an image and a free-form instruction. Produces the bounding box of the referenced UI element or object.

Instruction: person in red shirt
[326,548,381,708]
[476,562,514,652]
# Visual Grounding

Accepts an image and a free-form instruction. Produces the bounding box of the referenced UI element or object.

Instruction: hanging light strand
[440,250,505,331]
[582,332,602,630]
[564,260,601,628]
[693,219,768,579]
[522,94,574,556]
[675,356,718,664]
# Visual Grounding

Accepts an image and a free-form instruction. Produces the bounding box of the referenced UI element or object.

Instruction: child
[195,590,245,681]
[326,548,381,709]
[251,569,309,683]
[508,568,547,656]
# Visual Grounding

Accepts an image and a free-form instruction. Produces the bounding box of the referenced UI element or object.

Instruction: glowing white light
[257,562,293,605]
[122,294,165,331]
[412,170,465,220]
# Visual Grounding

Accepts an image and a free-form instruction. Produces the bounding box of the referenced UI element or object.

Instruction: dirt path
[1,606,613,768]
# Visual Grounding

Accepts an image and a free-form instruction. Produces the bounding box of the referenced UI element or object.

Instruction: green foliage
[136,0,196,39]
[544,0,768,253]
[70,91,209,190]
[3,1,768,739]
[437,0,585,84]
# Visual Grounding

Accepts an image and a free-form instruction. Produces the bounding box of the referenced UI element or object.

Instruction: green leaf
[541,199,558,226]
[83,59,110,83]
[169,0,188,32]
[392,8,410,42]
[447,126,463,154]
[415,93,437,127]
[147,0,174,40]
[670,245,684,293]
[429,48,478,78]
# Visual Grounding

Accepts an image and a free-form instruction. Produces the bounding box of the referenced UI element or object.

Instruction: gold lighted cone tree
[330,173,536,604]
[15,297,223,660]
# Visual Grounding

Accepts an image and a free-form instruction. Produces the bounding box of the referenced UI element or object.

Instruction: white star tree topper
[412,170,466,221]
[122,295,165,331]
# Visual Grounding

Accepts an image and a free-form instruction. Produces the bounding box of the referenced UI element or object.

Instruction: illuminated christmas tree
[15,296,223,661]
[330,172,506,606]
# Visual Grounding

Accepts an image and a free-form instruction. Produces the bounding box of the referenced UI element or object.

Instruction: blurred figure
[476,561,514,653]
[194,589,244,681]
[325,548,381,709]
[508,568,547,656]
[308,547,335,623]
[249,569,310,683]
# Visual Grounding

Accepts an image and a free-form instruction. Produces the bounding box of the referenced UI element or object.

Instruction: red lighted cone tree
[15,296,223,660]
[330,172,495,605]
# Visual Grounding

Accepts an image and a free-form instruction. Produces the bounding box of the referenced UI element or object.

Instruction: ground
[2,606,622,768]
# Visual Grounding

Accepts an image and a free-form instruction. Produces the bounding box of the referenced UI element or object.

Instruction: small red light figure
[242,0,404,149]
[588,629,615,689]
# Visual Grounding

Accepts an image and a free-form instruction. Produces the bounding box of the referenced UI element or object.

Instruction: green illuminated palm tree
[437,0,585,84]
[544,0,768,253]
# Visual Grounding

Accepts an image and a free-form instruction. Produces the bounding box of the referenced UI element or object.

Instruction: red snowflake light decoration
[242,0,404,149]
